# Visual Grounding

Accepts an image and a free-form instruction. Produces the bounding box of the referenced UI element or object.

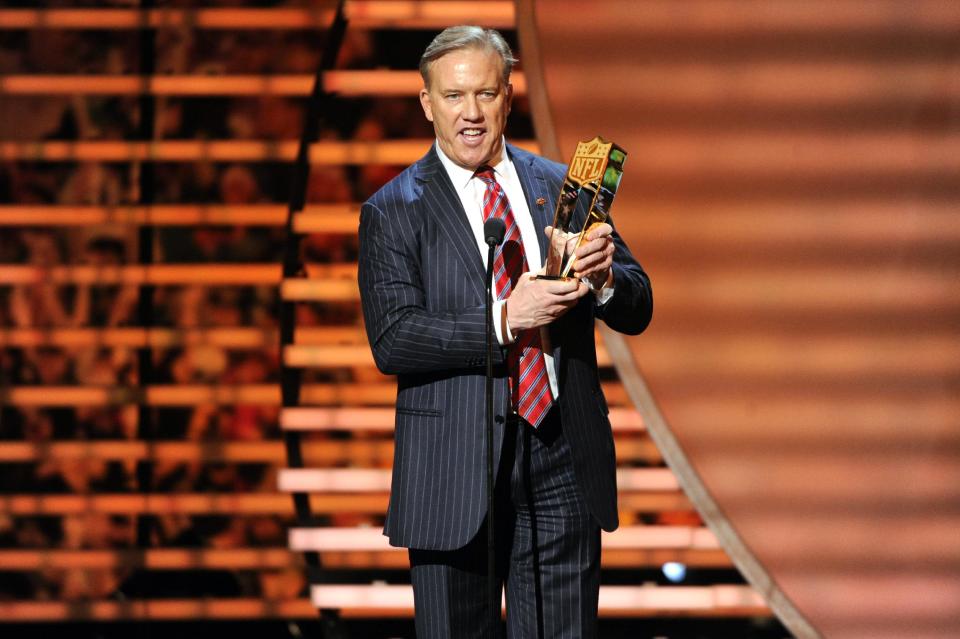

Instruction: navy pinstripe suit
[358,142,652,633]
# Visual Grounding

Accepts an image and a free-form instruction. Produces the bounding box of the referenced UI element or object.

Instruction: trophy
[540,136,627,279]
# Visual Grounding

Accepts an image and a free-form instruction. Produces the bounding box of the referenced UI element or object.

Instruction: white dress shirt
[434,141,560,399]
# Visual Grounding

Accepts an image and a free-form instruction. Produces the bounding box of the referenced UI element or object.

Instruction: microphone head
[483,217,507,246]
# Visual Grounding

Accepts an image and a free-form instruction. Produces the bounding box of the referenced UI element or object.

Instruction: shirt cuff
[493,299,514,345]
[584,273,615,305]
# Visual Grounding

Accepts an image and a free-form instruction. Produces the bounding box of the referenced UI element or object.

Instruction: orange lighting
[310,584,768,616]
[284,342,614,367]
[280,407,397,431]
[289,525,717,552]
[279,406,643,431]
[0,72,526,97]
[4,383,401,407]
[0,598,317,621]
[0,140,538,163]
[0,263,354,285]
[0,493,389,515]
[0,3,515,30]
[277,468,676,493]
[0,204,358,229]
[0,440,394,464]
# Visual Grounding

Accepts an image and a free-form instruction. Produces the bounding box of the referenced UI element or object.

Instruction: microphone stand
[483,218,505,632]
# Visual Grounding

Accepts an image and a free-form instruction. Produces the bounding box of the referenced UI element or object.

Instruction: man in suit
[358,25,652,638]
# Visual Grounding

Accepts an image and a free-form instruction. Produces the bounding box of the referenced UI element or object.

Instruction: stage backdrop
[518,2,960,638]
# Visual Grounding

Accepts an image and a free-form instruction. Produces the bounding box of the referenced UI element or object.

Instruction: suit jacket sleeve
[593,215,653,336]
[358,200,505,375]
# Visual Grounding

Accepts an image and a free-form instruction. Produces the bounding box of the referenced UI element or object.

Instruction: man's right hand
[506,273,588,332]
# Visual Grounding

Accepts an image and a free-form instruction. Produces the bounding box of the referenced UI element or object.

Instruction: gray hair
[419,25,518,88]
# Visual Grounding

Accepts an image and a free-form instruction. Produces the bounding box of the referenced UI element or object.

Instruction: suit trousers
[409,408,601,638]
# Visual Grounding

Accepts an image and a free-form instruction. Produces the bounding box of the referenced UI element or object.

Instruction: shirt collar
[434,139,513,192]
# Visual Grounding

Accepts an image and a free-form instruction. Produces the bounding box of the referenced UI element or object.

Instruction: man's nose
[461,96,482,121]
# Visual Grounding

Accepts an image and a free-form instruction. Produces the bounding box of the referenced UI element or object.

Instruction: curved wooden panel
[518,2,960,638]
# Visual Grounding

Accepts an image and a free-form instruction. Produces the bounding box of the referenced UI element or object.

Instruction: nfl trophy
[541,136,627,279]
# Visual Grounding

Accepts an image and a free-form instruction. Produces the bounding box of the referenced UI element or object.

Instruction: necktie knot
[474,166,496,185]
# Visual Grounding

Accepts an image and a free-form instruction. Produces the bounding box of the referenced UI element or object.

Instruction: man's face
[420,47,513,170]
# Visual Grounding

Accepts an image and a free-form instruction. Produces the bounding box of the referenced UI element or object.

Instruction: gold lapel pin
[536,197,546,206]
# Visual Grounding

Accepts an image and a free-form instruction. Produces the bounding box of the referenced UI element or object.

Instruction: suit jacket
[358,142,652,550]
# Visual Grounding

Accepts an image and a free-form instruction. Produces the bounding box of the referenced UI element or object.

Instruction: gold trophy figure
[540,137,627,280]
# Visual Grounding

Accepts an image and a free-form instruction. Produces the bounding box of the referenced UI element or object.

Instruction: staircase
[0,2,784,636]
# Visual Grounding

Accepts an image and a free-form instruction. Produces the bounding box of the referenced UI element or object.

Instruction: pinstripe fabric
[358,142,652,552]
[505,415,601,639]
[409,412,601,638]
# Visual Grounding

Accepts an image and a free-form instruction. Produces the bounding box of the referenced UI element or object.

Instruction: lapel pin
[536,197,546,206]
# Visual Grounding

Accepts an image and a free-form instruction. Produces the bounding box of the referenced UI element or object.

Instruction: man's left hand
[545,223,615,290]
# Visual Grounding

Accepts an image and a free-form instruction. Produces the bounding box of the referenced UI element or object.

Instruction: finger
[588,242,615,264]
[552,288,580,302]
[573,247,608,272]
[574,261,612,281]
[552,284,590,304]
[535,274,579,290]
[542,278,582,294]
[577,252,614,276]
[573,248,603,270]
[586,223,613,241]
[576,249,614,276]
[574,237,602,258]
[553,282,590,302]
[574,245,613,273]
[576,236,613,259]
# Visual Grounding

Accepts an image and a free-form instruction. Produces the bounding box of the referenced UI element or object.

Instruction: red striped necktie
[475,166,553,428]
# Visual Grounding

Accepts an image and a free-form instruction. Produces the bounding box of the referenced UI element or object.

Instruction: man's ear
[419,88,434,123]
[505,82,514,115]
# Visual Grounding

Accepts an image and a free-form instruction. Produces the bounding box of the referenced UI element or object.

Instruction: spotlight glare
[661,561,687,583]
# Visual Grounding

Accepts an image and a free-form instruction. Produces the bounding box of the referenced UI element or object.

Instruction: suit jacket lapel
[414,145,487,302]
[509,144,554,265]
[509,144,568,376]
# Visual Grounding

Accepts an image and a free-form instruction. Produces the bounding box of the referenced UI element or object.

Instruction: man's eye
[445,94,460,101]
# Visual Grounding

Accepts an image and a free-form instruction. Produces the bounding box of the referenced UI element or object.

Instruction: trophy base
[533,274,574,281]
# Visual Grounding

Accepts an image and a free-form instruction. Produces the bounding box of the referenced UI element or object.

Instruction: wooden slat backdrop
[0,0,776,627]
[0,3,516,30]
[0,71,527,97]
[518,1,960,638]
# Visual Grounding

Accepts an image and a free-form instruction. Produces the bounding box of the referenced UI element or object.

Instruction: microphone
[484,217,506,247]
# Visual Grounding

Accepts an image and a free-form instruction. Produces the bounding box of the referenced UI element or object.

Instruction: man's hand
[506,272,588,332]
[544,223,615,290]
